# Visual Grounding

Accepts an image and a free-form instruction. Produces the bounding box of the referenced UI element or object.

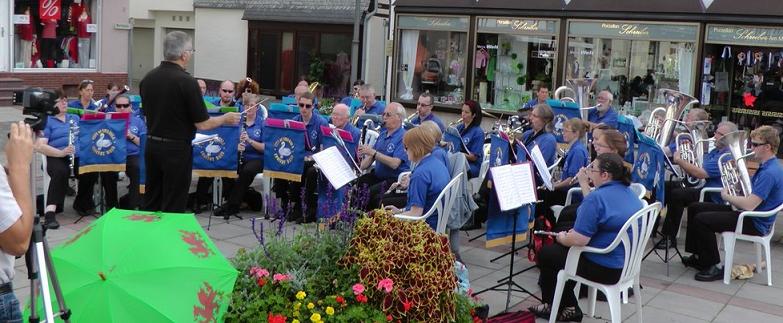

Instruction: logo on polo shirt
[386,143,395,153]
[253,128,262,138]
[274,136,295,165]
[200,136,226,162]
[91,128,117,156]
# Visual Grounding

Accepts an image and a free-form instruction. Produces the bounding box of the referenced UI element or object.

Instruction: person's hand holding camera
[6,121,34,170]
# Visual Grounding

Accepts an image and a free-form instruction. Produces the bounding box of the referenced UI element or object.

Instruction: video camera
[12,87,59,132]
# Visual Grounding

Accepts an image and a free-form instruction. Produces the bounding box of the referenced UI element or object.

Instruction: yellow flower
[292,320,300,323]
[310,313,321,322]
[294,302,301,310]
[325,307,335,316]
[293,310,300,317]
[296,291,307,300]
[307,302,315,309]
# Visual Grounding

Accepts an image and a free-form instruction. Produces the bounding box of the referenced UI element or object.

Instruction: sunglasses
[298,103,313,109]
[115,103,131,108]
[750,141,768,148]
[221,89,234,93]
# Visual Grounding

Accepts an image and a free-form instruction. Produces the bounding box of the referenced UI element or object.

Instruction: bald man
[331,103,361,154]
[212,80,237,108]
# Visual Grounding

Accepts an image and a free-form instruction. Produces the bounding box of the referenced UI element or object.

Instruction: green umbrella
[27,209,238,322]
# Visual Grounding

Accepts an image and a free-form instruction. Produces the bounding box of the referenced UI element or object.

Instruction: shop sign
[569,21,698,41]
[477,18,558,35]
[398,16,469,32]
[732,108,783,119]
[12,15,30,25]
[707,25,783,47]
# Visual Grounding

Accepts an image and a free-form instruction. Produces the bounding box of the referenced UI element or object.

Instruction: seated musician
[383,126,450,230]
[456,100,485,178]
[212,80,239,109]
[274,91,328,223]
[521,103,558,166]
[114,95,146,210]
[331,103,362,149]
[356,102,410,211]
[654,120,735,249]
[529,153,643,321]
[410,92,446,132]
[35,89,78,229]
[215,93,265,219]
[683,125,783,281]
[662,108,710,157]
[95,82,121,112]
[587,90,619,129]
[539,118,590,223]
[340,80,364,106]
[234,77,260,111]
[67,79,98,111]
[354,84,385,117]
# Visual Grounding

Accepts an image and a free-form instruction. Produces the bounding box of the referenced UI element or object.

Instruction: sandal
[557,306,583,322]
[528,303,551,318]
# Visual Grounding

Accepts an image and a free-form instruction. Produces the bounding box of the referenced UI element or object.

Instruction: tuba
[643,89,698,147]
[718,130,754,197]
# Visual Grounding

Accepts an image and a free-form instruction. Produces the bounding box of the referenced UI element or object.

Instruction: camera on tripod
[12,88,59,132]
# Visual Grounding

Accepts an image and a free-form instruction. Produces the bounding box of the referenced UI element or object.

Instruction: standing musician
[354,84,385,117]
[383,126,450,230]
[215,93,265,219]
[409,92,446,132]
[115,95,146,210]
[521,103,558,166]
[35,89,78,229]
[68,79,99,111]
[587,90,619,129]
[683,126,783,281]
[456,100,485,179]
[538,118,590,223]
[654,120,735,249]
[274,91,328,223]
[355,102,410,211]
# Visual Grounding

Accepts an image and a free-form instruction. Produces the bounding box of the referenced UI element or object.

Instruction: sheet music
[490,163,537,211]
[192,134,218,145]
[530,146,554,191]
[312,146,357,189]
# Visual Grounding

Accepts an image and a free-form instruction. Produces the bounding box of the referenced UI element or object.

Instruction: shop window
[13,0,98,69]
[319,33,352,99]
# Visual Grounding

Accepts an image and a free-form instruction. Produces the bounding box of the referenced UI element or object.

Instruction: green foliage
[308,51,325,84]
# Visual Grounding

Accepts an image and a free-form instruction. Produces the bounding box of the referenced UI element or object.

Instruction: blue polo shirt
[522,98,542,110]
[431,146,449,168]
[211,98,237,108]
[339,123,362,158]
[575,180,644,268]
[521,129,557,166]
[126,116,147,156]
[411,113,446,132]
[588,107,619,129]
[702,147,728,203]
[43,114,80,150]
[456,124,485,178]
[372,127,410,180]
[406,153,450,230]
[364,101,386,115]
[294,112,329,156]
[243,121,265,161]
[750,157,783,234]
[95,98,115,112]
[561,140,589,181]
[68,99,98,111]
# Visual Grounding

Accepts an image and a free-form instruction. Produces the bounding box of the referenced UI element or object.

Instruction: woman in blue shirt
[521,103,557,166]
[529,153,643,321]
[384,126,449,230]
[456,100,485,178]
[538,118,590,223]
[114,95,146,209]
[67,79,98,112]
[35,89,78,230]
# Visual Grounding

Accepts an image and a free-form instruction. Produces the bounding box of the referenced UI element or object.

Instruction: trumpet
[448,118,464,128]
[718,130,754,197]
[403,113,418,129]
[67,119,78,176]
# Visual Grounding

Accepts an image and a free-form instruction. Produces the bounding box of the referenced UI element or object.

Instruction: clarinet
[239,115,247,167]
[68,118,78,176]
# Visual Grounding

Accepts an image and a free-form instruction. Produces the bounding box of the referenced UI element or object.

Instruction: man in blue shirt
[212,80,238,109]
[684,125,783,281]
[409,92,445,132]
[331,103,361,156]
[355,102,410,210]
[355,84,385,116]
[588,90,619,129]
[522,84,550,110]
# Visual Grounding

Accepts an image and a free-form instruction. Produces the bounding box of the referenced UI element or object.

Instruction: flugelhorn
[403,113,418,129]
[718,130,754,197]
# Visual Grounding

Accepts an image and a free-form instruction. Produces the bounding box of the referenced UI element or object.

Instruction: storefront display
[12,0,98,69]
[701,24,783,135]
[395,15,469,107]
[473,17,558,112]
[565,20,699,110]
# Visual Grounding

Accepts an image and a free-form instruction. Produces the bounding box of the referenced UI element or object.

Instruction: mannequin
[16,7,34,68]
[77,6,93,68]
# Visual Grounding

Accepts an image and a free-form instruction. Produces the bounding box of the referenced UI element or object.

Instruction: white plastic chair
[394,173,462,234]
[721,202,783,286]
[675,186,723,239]
[549,202,662,323]
[629,183,647,206]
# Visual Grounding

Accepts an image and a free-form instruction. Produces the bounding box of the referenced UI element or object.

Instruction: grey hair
[600,90,614,102]
[360,84,376,95]
[389,102,406,119]
[717,121,738,133]
[242,93,259,106]
[690,108,709,121]
[163,31,192,61]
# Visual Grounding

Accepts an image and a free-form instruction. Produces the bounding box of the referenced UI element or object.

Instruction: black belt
[0,282,12,295]
[147,135,190,145]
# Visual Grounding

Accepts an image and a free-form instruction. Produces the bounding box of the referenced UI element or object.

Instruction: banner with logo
[618,115,637,164]
[632,134,666,204]
[485,133,533,248]
[443,126,466,153]
[317,126,357,219]
[77,119,127,174]
[263,118,307,182]
[547,99,580,143]
[192,125,240,178]
[40,0,61,21]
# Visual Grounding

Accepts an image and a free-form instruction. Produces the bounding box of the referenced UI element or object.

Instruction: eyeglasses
[750,141,768,148]
[417,102,432,107]
[298,103,313,109]
[221,89,234,93]
[115,104,131,108]
[383,112,397,117]
[185,49,196,54]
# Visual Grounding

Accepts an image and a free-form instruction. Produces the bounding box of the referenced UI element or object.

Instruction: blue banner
[632,134,666,204]
[618,115,637,164]
[485,133,533,248]
[77,119,127,174]
[268,102,299,120]
[317,126,357,219]
[192,125,240,178]
[263,118,307,182]
[548,99,580,143]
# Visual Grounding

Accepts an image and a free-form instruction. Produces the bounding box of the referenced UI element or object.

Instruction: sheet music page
[530,146,554,191]
[490,163,537,211]
[312,146,357,189]
[511,163,538,205]
[192,134,218,145]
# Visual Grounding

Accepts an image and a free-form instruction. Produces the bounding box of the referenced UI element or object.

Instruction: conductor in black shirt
[140,31,240,212]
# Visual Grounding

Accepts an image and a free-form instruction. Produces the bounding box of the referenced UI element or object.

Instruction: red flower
[257,278,267,288]
[386,315,392,321]
[335,295,345,304]
[356,294,368,303]
[267,313,286,323]
[402,299,413,312]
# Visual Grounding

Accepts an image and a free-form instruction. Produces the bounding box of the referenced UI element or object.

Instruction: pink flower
[250,267,270,278]
[352,283,365,295]
[273,273,291,282]
[376,278,394,293]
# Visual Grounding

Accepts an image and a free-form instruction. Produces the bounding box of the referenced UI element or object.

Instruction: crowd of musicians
[35,36,783,323]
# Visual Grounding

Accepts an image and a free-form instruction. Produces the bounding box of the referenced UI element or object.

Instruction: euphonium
[718,130,754,197]
[676,122,711,187]
[644,89,698,147]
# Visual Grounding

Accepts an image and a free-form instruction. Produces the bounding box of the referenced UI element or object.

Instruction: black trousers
[194,177,235,206]
[538,243,622,311]
[120,155,141,210]
[685,202,762,268]
[539,187,569,224]
[143,139,193,212]
[273,160,317,219]
[226,159,263,207]
[45,156,70,208]
[353,172,390,211]
[72,158,119,212]
[558,202,581,225]
[380,191,407,209]
[659,181,700,237]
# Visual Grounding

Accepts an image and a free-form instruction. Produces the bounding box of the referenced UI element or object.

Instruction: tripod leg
[34,242,56,323]
[42,239,71,321]
[27,241,40,323]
